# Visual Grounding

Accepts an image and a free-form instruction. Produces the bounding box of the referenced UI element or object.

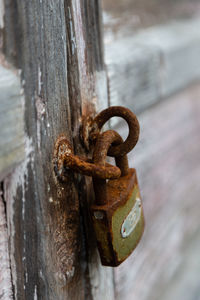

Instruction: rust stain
[91,106,140,157]
[53,106,143,268]
[92,129,128,205]
[91,170,145,267]
[53,135,121,180]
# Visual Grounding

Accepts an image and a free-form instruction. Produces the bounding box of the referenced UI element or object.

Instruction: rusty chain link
[54,107,139,180]
[91,106,140,157]
[92,130,129,205]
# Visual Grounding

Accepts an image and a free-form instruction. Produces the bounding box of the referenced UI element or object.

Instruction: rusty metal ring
[53,135,121,180]
[93,130,123,164]
[93,130,129,176]
[92,130,129,205]
[91,106,140,157]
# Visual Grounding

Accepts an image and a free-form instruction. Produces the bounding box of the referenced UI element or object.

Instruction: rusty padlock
[91,130,144,267]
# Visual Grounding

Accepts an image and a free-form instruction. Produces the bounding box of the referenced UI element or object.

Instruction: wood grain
[1,15,200,181]
[114,83,200,300]
[0,192,13,300]
[2,0,113,299]
[2,0,200,299]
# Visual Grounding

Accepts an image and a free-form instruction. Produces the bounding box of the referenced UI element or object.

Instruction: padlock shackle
[93,130,129,205]
[91,106,140,157]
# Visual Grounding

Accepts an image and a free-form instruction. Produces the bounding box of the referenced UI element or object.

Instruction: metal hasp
[53,135,121,181]
[53,106,145,267]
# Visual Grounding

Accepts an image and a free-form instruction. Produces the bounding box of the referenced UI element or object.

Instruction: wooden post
[1,0,114,299]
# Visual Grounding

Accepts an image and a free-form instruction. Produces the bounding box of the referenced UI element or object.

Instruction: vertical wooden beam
[2,0,114,299]
[0,191,13,299]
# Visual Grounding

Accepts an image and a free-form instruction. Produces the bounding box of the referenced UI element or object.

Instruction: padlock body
[91,169,144,266]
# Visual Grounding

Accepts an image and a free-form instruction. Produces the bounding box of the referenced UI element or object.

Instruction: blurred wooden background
[102,1,200,299]
[114,84,200,300]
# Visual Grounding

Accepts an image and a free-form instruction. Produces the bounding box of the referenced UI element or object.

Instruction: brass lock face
[91,129,144,267]
[91,168,144,267]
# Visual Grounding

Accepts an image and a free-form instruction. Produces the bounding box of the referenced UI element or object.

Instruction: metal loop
[91,106,140,157]
[93,130,129,176]
[93,130,129,205]
[53,135,121,180]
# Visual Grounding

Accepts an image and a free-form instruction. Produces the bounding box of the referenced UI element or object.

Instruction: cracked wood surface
[0,193,13,300]
[1,0,200,299]
[2,0,114,299]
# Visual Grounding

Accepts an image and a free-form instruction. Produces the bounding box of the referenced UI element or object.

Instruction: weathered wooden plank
[0,192,13,300]
[114,83,200,300]
[102,0,200,34]
[2,1,113,300]
[0,64,25,181]
[1,14,199,181]
[104,18,200,115]
[65,2,114,299]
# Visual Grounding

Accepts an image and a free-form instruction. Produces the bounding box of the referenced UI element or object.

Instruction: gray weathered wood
[2,0,200,299]
[2,0,114,299]
[1,16,200,180]
[0,63,25,181]
[104,18,200,115]
[114,83,200,300]
[0,192,13,300]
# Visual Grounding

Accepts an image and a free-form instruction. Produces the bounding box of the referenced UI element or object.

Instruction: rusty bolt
[53,135,121,180]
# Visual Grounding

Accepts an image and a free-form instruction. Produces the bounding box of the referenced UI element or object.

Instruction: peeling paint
[35,96,45,151]
[56,271,67,287]
[36,120,41,150]
[68,7,76,55]
[66,266,75,279]
[71,1,87,97]
[21,79,25,87]
[3,76,35,297]
[39,269,44,280]
[35,97,45,119]
[34,285,37,300]
[49,197,53,203]
[0,195,13,299]
[5,134,34,299]
[38,66,42,95]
